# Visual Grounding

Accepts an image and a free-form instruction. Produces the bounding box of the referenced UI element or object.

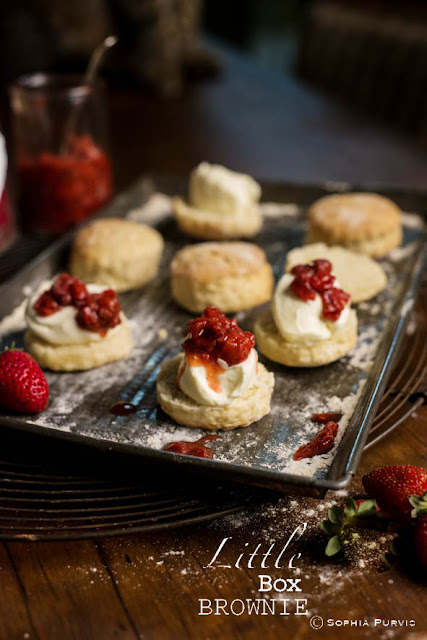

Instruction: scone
[24,274,132,371]
[70,218,164,292]
[157,307,274,429]
[307,193,402,257]
[285,243,386,303]
[255,260,357,367]
[171,242,273,313]
[173,162,262,239]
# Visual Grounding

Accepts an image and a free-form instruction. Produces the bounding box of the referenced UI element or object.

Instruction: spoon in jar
[60,35,118,154]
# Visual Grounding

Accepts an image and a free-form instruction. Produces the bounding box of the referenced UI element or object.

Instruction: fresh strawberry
[0,349,49,414]
[410,492,427,570]
[363,465,427,521]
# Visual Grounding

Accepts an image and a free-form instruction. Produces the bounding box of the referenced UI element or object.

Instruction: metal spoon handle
[60,35,117,154]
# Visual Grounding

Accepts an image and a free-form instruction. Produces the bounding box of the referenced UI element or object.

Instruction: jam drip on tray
[34,273,121,335]
[294,421,339,461]
[290,260,350,321]
[109,401,137,416]
[162,435,220,459]
[180,307,255,393]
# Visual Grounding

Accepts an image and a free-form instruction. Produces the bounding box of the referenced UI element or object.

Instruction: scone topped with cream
[173,162,262,239]
[25,274,132,371]
[255,259,357,367]
[157,307,274,429]
[285,243,387,303]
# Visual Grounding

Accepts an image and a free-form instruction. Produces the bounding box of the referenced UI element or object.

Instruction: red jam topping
[33,273,121,335]
[290,260,350,321]
[293,421,339,461]
[19,135,113,233]
[182,307,255,367]
[162,435,220,459]
[179,307,255,393]
[312,411,343,424]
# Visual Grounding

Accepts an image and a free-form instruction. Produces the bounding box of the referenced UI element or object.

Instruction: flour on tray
[127,192,172,225]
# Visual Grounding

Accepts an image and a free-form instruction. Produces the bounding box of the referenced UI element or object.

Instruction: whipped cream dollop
[272,273,350,343]
[26,281,123,345]
[189,162,261,217]
[177,348,258,406]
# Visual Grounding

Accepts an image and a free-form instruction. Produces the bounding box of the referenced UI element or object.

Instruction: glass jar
[10,74,113,234]
[0,130,16,252]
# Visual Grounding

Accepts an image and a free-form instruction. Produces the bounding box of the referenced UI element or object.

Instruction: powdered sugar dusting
[261,202,299,217]
[0,298,27,336]
[127,192,172,225]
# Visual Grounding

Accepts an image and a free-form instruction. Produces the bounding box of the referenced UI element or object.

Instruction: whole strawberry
[0,349,49,414]
[363,465,427,521]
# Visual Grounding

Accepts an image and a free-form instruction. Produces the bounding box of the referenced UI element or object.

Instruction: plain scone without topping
[254,308,357,367]
[70,218,164,292]
[171,242,274,313]
[307,193,402,258]
[157,354,274,430]
[285,243,387,303]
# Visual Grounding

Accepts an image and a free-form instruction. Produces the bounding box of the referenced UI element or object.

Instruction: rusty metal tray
[0,176,425,496]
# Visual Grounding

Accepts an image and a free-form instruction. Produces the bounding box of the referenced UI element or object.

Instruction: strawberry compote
[294,420,339,461]
[163,435,220,459]
[33,273,121,335]
[182,307,255,367]
[290,260,350,321]
[20,136,112,233]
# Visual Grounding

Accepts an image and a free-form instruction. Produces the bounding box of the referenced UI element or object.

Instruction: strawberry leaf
[343,497,357,519]
[321,520,341,537]
[357,499,378,517]
[409,492,427,518]
[325,535,341,557]
[329,505,344,525]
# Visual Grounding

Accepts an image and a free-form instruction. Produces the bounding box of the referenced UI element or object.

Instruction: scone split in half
[285,243,387,303]
[173,162,263,240]
[25,273,133,371]
[157,307,274,430]
[255,259,357,367]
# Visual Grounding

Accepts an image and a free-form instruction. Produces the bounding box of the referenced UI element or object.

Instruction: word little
[204,523,307,569]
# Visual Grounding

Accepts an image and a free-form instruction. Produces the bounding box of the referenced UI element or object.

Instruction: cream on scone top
[189,162,261,218]
[177,307,258,407]
[26,274,125,345]
[272,260,351,344]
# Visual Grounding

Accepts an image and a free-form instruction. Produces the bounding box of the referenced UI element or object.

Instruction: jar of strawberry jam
[10,74,113,234]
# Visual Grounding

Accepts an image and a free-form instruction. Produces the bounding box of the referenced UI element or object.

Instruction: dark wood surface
[1,42,426,640]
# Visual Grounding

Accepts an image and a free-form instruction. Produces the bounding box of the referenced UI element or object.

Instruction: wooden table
[1,43,426,640]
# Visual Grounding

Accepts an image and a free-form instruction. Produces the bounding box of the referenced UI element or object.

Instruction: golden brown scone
[157,354,274,430]
[171,242,273,313]
[254,309,357,367]
[173,197,262,240]
[70,218,164,292]
[25,321,133,372]
[285,243,387,303]
[307,193,402,257]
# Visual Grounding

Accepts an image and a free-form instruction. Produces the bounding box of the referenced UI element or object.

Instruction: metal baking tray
[0,176,425,496]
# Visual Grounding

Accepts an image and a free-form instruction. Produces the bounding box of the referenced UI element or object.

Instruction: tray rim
[0,176,426,495]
